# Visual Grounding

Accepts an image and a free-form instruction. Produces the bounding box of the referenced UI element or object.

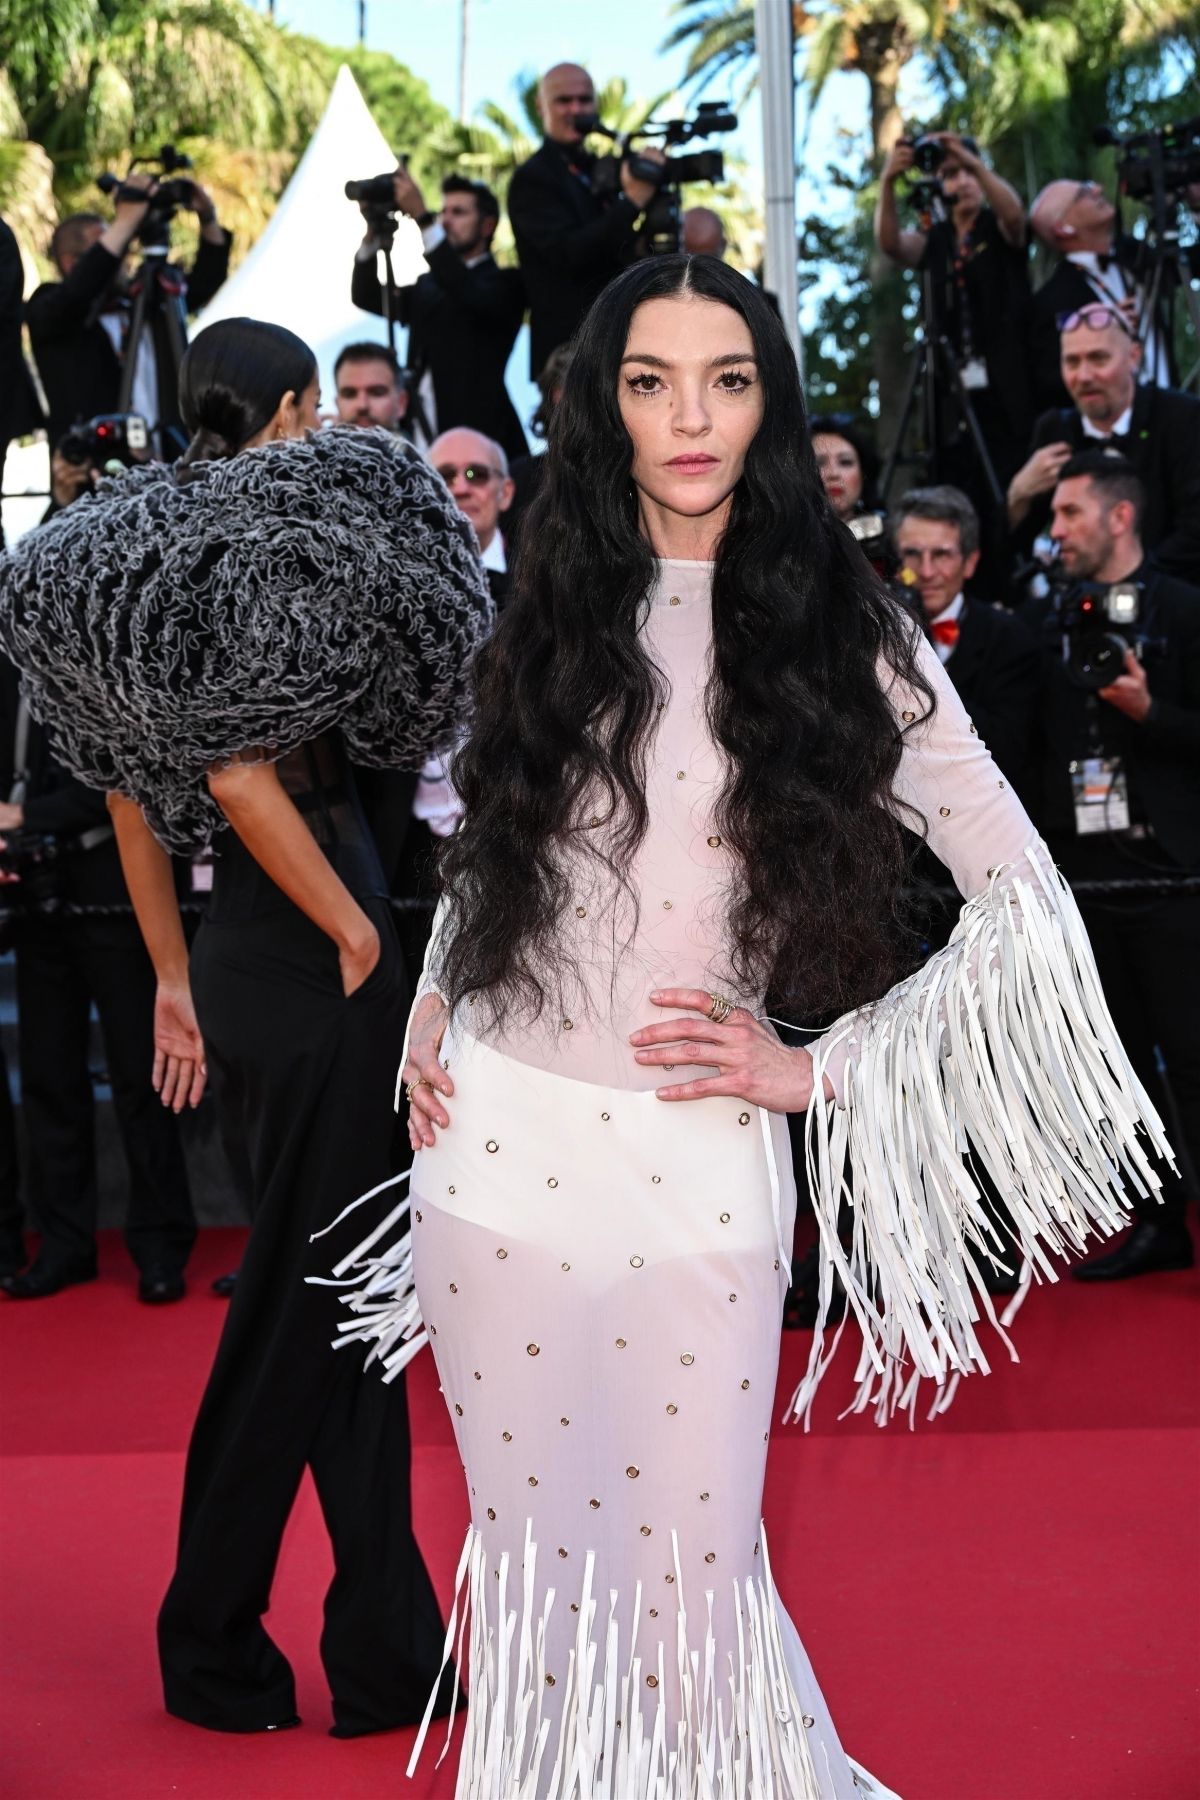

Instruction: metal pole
[753,0,801,370]
[458,0,470,123]
[357,0,366,47]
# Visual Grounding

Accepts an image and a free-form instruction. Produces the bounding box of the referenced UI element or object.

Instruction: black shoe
[138,1268,186,1304]
[980,1261,1022,1296]
[210,1270,239,1298]
[0,1253,98,1300]
[1072,1219,1195,1283]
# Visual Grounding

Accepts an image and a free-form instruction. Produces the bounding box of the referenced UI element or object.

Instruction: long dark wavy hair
[439,254,933,1025]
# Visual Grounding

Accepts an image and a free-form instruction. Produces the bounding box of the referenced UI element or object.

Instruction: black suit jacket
[941,599,1039,792]
[26,235,230,450]
[1021,565,1200,869]
[352,242,529,463]
[508,141,640,377]
[1021,385,1200,585]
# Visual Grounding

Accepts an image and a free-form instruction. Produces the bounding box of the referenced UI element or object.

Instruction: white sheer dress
[325,558,1169,1799]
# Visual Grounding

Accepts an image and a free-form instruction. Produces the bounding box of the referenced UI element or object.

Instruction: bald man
[681,207,727,259]
[1025,176,1174,413]
[508,62,665,375]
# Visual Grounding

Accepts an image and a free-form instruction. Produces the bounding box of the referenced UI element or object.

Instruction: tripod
[117,242,191,460]
[363,206,434,446]
[879,182,1004,513]
[1129,187,1200,395]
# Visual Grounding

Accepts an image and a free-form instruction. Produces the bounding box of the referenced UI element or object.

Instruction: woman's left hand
[630,987,832,1113]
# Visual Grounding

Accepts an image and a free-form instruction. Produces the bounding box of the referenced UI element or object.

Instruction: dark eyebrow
[620,352,758,369]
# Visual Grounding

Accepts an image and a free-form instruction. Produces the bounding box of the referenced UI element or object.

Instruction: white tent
[196,63,538,441]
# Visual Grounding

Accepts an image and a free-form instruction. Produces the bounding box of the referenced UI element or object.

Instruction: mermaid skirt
[408,1027,899,1799]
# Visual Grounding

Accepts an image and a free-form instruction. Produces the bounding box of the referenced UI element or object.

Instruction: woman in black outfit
[0,319,492,1736]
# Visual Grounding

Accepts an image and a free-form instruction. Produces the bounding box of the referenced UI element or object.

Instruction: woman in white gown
[333,256,1169,1798]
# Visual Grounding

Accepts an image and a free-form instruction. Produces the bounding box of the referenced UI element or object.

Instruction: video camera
[58,414,150,475]
[97,145,198,252]
[1096,114,1200,205]
[1049,573,1163,690]
[345,172,401,211]
[588,103,737,254]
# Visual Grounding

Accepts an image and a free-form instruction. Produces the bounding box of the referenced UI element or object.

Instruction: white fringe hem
[406,1520,853,1799]
[791,844,1175,1428]
[307,1170,428,1382]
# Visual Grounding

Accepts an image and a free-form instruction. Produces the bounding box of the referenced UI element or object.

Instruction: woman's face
[812,432,863,520]
[618,293,764,545]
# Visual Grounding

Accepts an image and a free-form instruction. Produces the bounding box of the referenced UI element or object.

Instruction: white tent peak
[194,64,426,394]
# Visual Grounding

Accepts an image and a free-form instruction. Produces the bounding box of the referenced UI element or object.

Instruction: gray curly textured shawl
[0,427,493,851]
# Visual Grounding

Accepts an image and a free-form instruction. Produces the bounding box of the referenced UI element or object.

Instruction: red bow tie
[930,617,960,648]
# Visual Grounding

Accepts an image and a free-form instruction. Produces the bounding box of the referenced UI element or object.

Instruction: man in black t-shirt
[876,132,1033,500]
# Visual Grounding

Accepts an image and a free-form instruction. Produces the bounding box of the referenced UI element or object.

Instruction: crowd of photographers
[0,63,1196,1301]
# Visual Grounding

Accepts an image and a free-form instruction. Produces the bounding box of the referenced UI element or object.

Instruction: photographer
[1024,452,1199,1280]
[351,170,527,462]
[26,176,229,454]
[508,62,665,376]
[876,131,1033,490]
[0,653,195,1302]
[1007,305,1200,584]
[1027,177,1177,414]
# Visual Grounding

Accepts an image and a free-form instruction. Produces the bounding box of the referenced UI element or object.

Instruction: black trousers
[14,916,195,1273]
[158,898,449,1734]
[1075,884,1200,1223]
[0,1037,22,1265]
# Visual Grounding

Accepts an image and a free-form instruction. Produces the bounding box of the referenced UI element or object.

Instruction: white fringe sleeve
[307,896,455,1382]
[787,640,1175,1428]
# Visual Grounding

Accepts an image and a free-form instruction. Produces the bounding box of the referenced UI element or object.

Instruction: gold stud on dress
[681,1352,694,1366]
[707,834,721,848]
[485,1140,498,1154]
[630,1255,644,1268]
[526,1344,540,1356]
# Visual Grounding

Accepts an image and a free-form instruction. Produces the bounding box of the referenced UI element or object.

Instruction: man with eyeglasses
[892,485,1038,793]
[1007,304,1200,584]
[508,63,665,378]
[1026,176,1183,414]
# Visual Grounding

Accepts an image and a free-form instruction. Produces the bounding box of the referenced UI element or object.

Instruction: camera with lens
[907,135,946,178]
[589,102,737,254]
[1050,574,1164,690]
[345,173,401,210]
[846,511,894,579]
[97,144,197,251]
[1096,114,1200,204]
[0,831,70,909]
[58,413,150,474]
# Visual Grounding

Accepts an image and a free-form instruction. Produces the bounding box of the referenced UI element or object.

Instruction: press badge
[961,357,989,390]
[1070,757,1130,835]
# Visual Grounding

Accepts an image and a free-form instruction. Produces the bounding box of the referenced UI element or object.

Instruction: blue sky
[276,0,759,161]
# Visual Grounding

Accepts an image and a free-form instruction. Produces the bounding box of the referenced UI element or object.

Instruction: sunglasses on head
[1056,303,1134,338]
[436,462,501,486]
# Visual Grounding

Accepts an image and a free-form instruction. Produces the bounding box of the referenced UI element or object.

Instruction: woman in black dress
[0,318,492,1736]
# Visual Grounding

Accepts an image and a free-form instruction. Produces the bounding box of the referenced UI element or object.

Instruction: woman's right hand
[154,980,207,1111]
[402,992,453,1150]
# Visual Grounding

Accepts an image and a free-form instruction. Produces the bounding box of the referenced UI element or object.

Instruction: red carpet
[2,1226,1198,1799]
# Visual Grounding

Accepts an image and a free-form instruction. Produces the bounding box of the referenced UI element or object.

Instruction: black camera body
[0,831,70,908]
[1050,575,1163,690]
[58,413,150,473]
[345,173,399,210]
[97,144,196,251]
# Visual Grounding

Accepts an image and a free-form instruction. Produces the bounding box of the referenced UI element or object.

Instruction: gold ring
[707,992,734,1024]
[405,1077,433,1103]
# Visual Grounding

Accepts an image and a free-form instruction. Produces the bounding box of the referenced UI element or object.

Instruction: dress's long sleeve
[791,638,1174,1427]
